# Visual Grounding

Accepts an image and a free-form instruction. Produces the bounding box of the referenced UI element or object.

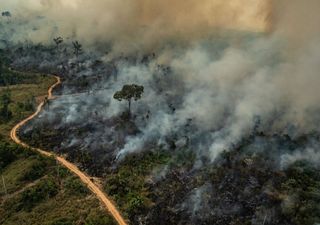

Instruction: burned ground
[1,22,319,224]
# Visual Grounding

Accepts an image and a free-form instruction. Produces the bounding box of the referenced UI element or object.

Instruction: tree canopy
[113,84,144,114]
[72,41,82,57]
[53,37,63,47]
[1,11,11,17]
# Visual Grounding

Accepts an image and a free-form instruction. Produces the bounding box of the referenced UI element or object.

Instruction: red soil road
[10,75,128,225]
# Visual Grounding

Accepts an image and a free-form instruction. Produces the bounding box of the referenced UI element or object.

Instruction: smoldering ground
[1,0,320,224]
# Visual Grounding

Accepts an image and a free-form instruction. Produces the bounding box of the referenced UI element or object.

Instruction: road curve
[10,75,128,225]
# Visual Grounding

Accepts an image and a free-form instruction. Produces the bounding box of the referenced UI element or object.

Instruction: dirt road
[10,75,128,225]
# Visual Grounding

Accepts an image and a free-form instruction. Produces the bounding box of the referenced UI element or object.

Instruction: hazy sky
[0,0,269,51]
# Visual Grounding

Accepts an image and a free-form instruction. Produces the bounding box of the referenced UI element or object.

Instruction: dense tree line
[0,90,12,122]
[0,59,38,86]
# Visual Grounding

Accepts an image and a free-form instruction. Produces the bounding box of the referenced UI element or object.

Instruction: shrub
[47,218,73,225]
[18,177,58,211]
[0,143,17,170]
[85,214,116,225]
[127,195,145,215]
[21,159,48,181]
[64,176,89,196]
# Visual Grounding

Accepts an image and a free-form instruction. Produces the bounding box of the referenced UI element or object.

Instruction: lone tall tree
[72,41,82,57]
[114,84,144,115]
[1,11,11,18]
[53,37,63,49]
[1,11,11,23]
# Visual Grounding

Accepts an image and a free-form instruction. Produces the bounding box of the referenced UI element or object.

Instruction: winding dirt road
[10,75,128,225]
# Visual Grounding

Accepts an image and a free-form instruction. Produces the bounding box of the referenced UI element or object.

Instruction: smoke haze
[1,0,268,51]
[1,0,320,164]
[1,1,320,223]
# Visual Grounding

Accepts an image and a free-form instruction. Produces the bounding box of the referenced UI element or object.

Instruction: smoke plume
[1,0,268,52]
[1,0,320,164]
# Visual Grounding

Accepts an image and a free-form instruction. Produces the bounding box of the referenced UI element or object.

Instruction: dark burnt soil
[20,116,320,225]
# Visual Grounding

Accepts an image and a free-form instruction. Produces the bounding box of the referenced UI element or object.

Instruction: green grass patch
[104,150,170,216]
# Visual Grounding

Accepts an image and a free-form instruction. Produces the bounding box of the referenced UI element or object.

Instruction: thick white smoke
[113,0,320,161]
[2,0,320,165]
